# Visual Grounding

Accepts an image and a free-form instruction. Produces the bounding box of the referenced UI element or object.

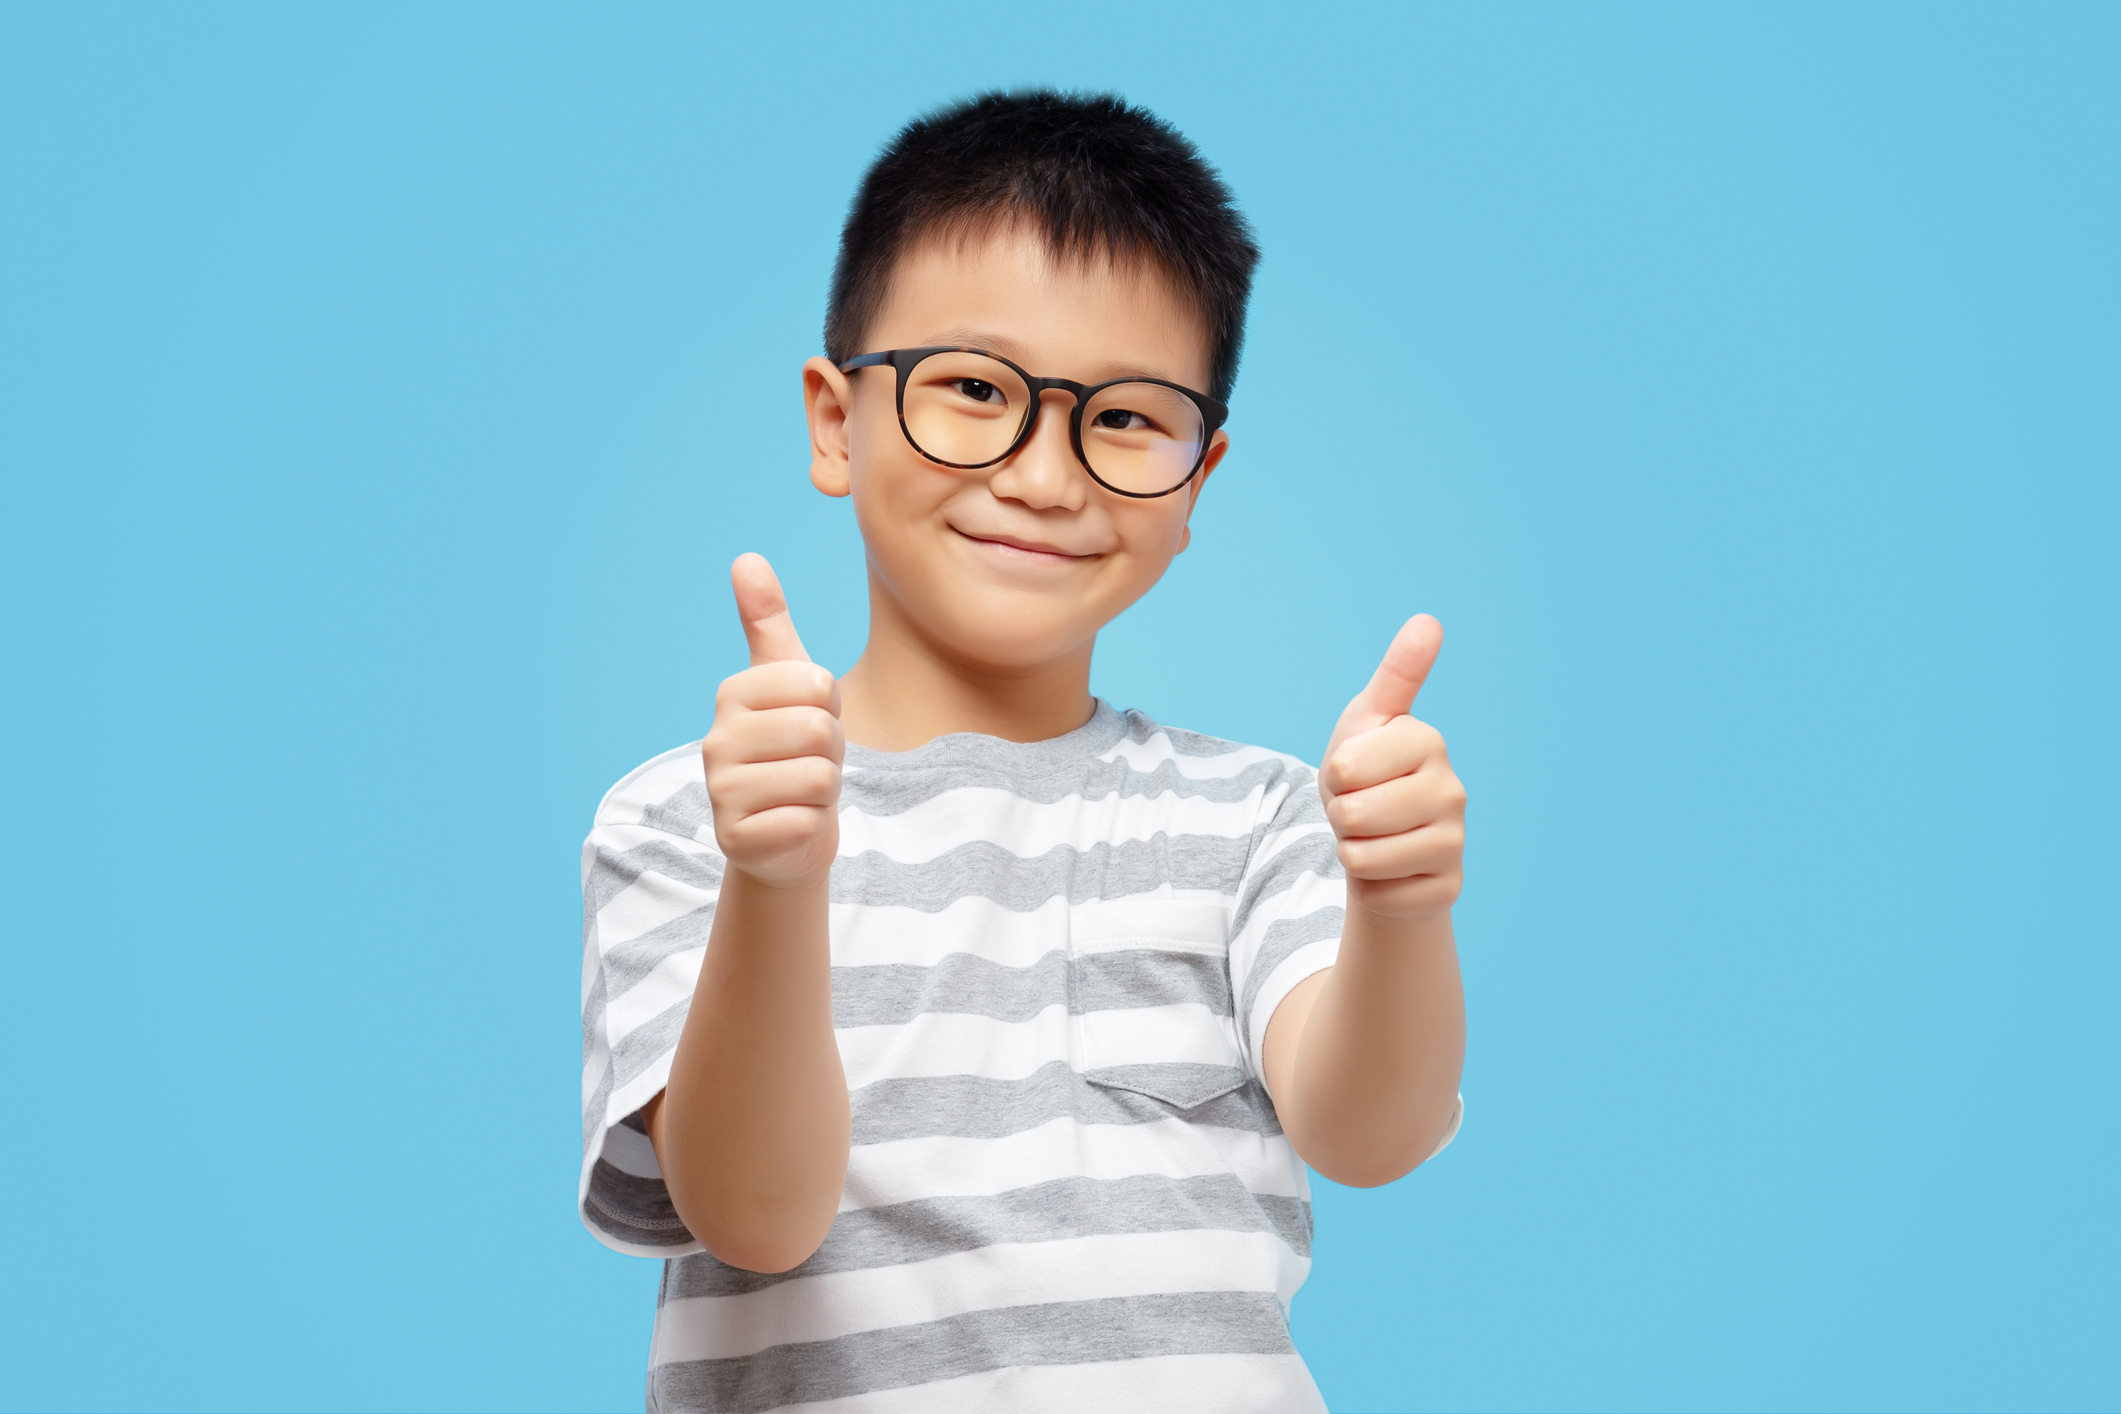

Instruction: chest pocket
[1069,900,1249,1111]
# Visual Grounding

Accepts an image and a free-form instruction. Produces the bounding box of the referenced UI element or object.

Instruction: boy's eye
[1093,407,1151,432]
[950,378,1005,405]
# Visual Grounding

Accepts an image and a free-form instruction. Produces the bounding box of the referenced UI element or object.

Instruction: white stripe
[839,1114,1307,1212]
[591,745,704,829]
[775,1352,1327,1414]
[828,895,1065,969]
[1243,938,1340,1074]
[592,856,717,951]
[826,892,1228,970]
[837,784,1263,865]
[649,1227,1305,1364]
[1070,898,1227,952]
[581,1032,611,1112]
[1228,869,1341,988]
[605,946,705,1044]
[1247,819,1334,869]
[1098,734,1297,780]
[835,1002,1239,1085]
[1077,1002,1242,1071]
[580,859,606,1007]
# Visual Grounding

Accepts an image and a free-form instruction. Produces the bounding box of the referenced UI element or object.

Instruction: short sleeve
[1226,757,1346,1081]
[578,742,720,1258]
[1224,752,1465,1162]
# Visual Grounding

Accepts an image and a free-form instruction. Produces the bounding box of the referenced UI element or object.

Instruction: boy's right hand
[702,553,843,889]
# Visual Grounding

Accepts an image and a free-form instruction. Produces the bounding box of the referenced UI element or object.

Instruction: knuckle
[801,755,840,794]
[1324,745,1359,785]
[798,706,840,751]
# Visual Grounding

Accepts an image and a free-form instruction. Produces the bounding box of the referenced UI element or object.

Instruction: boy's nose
[986,389,1090,512]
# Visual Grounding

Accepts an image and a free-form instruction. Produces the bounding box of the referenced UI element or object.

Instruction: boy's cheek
[841,440,1192,657]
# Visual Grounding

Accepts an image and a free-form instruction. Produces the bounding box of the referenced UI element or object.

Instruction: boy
[580,91,1466,1413]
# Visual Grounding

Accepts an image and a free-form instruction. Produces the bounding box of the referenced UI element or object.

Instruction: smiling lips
[955,527,1096,563]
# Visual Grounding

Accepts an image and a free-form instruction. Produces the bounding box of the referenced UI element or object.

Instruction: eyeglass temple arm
[837,352,892,373]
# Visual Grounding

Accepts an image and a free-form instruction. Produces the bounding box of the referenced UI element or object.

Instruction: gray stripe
[1230,831,1342,941]
[593,903,717,1019]
[651,1289,1294,1414]
[581,968,606,1067]
[584,1159,692,1249]
[1255,773,1326,825]
[850,1060,1279,1145]
[846,751,1294,818]
[610,994,689,1093]
[832,947,1232,1028]
[831,834,1250,914]
[843,700,1128,777]
[584,838,723,916]
[1237,909,1345,1039]
[582,1054,613,1156]
[663,1173,1312,1303]
[1147,715,1292,761]
[640,779,711,838]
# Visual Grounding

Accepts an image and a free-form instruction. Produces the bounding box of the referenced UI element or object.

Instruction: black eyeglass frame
[838,346,1229,499]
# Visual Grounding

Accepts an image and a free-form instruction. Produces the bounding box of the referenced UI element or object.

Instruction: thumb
[731,553,812,666]
[1330,613,1443,745]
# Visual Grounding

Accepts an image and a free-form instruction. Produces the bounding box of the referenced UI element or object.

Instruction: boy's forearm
[1280,907,1465,1187]
[648,866,850,1273]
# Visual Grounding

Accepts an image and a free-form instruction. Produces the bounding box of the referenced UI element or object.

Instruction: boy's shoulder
[1108,704,1317,776]
[588,739,710,843]
[1101,706,1323,817]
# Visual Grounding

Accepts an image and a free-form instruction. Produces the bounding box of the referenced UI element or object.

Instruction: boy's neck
[837,579,1097,753]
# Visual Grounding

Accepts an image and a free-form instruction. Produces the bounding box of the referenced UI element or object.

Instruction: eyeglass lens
[900,350,1205,495]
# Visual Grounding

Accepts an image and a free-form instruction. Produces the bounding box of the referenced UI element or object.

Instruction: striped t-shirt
[579,701,1457,1412]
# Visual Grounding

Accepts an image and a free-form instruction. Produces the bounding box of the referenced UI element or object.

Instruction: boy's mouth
[953,527,1095,564]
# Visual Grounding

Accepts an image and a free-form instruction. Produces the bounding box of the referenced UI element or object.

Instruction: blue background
[3,4,2114,1410]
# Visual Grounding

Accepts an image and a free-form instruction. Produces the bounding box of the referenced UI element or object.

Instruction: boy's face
[804,225,1227,673]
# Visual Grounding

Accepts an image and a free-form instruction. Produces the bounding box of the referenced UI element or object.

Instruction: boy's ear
[804,357,855,498]
[1175,429,1230,555]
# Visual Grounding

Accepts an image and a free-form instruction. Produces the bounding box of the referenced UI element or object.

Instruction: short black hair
[825,90,1261,405]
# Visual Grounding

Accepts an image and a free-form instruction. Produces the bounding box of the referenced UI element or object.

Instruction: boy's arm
[1263,615,1469,1187]
[641,555,851,1274]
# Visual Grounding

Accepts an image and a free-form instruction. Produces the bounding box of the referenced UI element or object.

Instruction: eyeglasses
[837,346,1228,499]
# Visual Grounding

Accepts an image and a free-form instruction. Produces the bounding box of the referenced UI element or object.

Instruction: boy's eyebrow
[917,328,1184,384]
[920,328,1033,361]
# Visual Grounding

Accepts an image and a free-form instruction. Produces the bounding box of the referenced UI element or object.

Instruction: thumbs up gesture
[701,554,845,889]
[1319,615,1467,920]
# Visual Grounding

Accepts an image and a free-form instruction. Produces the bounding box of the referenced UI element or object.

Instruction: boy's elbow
[704,1230,827,1275]
[1304,1149,1426,1190]
[669,1177,839,1274]
[690,1200,836,1273]
[1287,1096,1456,1188]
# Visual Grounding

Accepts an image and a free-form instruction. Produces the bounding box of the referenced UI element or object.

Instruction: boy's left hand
[1318,615,1466,921]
